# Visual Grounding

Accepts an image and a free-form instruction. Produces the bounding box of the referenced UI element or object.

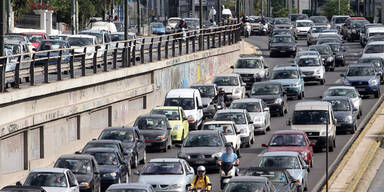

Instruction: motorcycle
[220,162,239,189]
[244,22,251,38]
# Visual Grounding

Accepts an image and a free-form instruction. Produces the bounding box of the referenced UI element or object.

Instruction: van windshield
[164,98,195,110]
[292,110,329,125]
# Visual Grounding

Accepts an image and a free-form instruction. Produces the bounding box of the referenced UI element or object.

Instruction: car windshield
[326,99,351,111]
[26,34,43,43]
[151,109,180,121]
[107,189,147,192]
[368,36,384,43]
[213,76,239,86]
[68,38,94,46]
[259,156,301,169]
[271,36,293,43]
[141,162,183,175]
[4,44,21,54]
[168,19,180,24]
[328,44,341,52]
[346,66,375,76]
[297,22,312,27]
[88,152,119,165]
[271,70,299,79]
[269,134,306,146]
[292,110,329,125]
[98,130,135,143]
[311,17,328,23]
[225,183,268,192]
[236,59,263,69]
[24,172,67,188]
[135,117,166,130]
[185,19,199,27]
[80,32,103,44]
[245,170,288,183]
[334,17,348,23]
[202,124,236,135]
[326,89,357,98]
[311,26,327,33]
[309,46,332,55]
[38,41,66,51]
[164,98,195,110]
[291,15,308,21]
[251,84,281,95]
[192,86,216,97]
[364,44,384,54]
[359,58,383,68]
[230,102,261,112]
[83,143,119,152]
[272,30,291,36]
[183,134,223,147]
[152,23,164,28]
[55,159,92,174]
[5,35,26,42]
[369,32,384,37]
[351,21,368,28]
[213,112,246,124]
[275,18,290,25]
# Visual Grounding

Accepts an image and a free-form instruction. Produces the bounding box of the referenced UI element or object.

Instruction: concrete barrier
[0,40,254,187]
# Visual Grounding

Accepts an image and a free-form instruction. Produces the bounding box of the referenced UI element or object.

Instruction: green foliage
[272,3,288,17]
[322,0,353,18]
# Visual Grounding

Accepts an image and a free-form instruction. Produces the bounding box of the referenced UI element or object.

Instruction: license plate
[195,160,206,164]
[243,77,250,81]
[280,50,286,53]
[357,88,365,91]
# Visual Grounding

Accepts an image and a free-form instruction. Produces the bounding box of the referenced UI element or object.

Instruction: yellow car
[150,106,189,142]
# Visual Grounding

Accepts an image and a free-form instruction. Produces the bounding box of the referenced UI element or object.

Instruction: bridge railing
[0,24,242,93]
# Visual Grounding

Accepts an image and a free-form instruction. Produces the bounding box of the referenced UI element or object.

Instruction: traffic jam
[4,14,384,192]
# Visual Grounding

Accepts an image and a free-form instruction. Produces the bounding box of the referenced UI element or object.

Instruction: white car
[68,35,99,60]
[294,20,313,39]
[361,41,384,60]
[201,121,242,153]
[213,74,246,100]
[323,86,362,118]
[297,55,326,85]
[137,158,194,192]
[229,98,271,134]
[22,168,80,192]
[232,56,269,88]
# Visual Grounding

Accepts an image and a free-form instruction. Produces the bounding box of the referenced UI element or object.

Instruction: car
[229,98,271,134]
[316,37,343,45]
[88,21,117,33]
[164,88,204,130]
[151,22,165,35]
[330,15,350,30]
[258,151,309,192]
[5,33,34,52]
[166,17,182,34]
[83,148,129,191]
[184,18,200,31]
[360,24,384,47]
[270,64,305,99]
[294,50,321,62]
[212,74,246,101]
[113,22,124,32]
[54,154,101,192]
[366,35,384,44]
[270,28,294,38]
[136,158,194,192]
[309,16,330,28]
[21,32,48,49]
[150,106,189,142]
[79,30,112,46]
[34,40,71,66]
[323,86,362,117]
[4,40,32,72]
[250,82,288,117]
[307,25,328,45]
[289,14,308,22]
[325,43,346,66]
[269,35,296,57]
[341,17,367,40]
[177,130,227,169]
[359,57,384,83]
[248,16,263,35]
[49,34,71,41]
[242,167,299,192]
[0,186,46,192]
[22,168,80,192]
[190,84,218,118]
[289,101,337,152]
[133,114,172,152]
[106,183,155,192]
[97,127,146,168]
[294,20,313,39]
[224,176,277,192]
[272,17,292,30]
[68,35,99,60]
[296,55,326,84]
[362,41,384,61]
[232,55,269,89]
[213,109,255,147]
[322,96,359,133]
[262,130,315,167]
[308,44,335,71]
[347,19,370,42]
[202,121,241,154]
[341,63,381,98]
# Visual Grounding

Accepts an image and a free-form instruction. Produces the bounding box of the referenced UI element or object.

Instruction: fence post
[127,41,131,67]
[93,46,99,73]
[192,31,196,52]
[14,55,21,88]
[223,28,226,45]
[186,32,189,54]
[103,44,109,72]
[113,43,118,69]
[165,36,169,59]
[207,30,210,49]
[157,36,162,61]
[30,54,35,85]
[44,51,50,83]
[172,36,176,57]
[0,58,5,92]
[179,35,182,56]
[212,29,215,48]
[140,39,144,64]
[219,28,222,47]
[132,40,136,66]
[69,49,74,78]
[81,47,86,76]
[149,37,154,62]
[56,50,62,81]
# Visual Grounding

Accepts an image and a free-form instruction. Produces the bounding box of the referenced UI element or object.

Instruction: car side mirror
[262,144,268,147]
[310,142,316,147]
[198,105,203,109]
[353,107,358,111]
[167,127,172,130]
[75,151,82,154]
[236,131,241,134]
[264,65,269,68]
[94,171,100,174]
[16,181,22,186]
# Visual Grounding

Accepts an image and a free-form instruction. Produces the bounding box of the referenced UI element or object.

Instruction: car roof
[328,86,356,90]
[367,27,384,33]
[272,34,294,38]
[273,130,307,135]
[348,63,374,67]
[216,109,247,113]
[263,151,299,157]
[68,34,96,39]
[214,74,240,78]
[295,101,332,110]
[346,17,367,21]
[188,130,220,135]
[203,121,235,125]
[191,83,215,87]
[295,20,313,23]
[231,98,263,103]
[238,55,263,59]
[83,147,117,153]
[87,139,124,144]
[152,106,182,110]
[252,81,282,86]
[58,154,95,160]
[273,65,299,71]
[148,158,184,163]
[108,183,151,190]
[229,176,269,183]
[40,39,68,43]
[136,114,167,119]
[166,88,199,98]
[30,168,68,173]
[366,41,384,45]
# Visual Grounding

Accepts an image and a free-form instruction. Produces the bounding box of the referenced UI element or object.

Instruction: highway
[128,35,383,192]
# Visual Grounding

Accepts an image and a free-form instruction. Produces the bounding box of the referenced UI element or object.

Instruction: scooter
[244,22,251,38]
[220,162,239,189]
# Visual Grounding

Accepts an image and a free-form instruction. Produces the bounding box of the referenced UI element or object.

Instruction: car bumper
[352,85,379,94]
[171,130,184,142]
[145,140,168,149]
[303,75,323,82]
[266,104,283,114]
[101,179,120,191]
[283,86,301,97]
[336,122,355,132]
[296,32,308,36]
[270,49,296,55]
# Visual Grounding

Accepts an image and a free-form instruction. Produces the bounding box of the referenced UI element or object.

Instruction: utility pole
[268,0,271,17]
[72,0,76,35]
[110,0,114,21]
[6,0,10,33]
[137,0,141,34]
[125,0,129,40]
[0,0,5,56]
[217,0,222,25]
[192,0,195,18]
[75,0,79,33]
[288,0,292,15]
[236,0,240,23]
[261,0,264,16]
[199,0,203,28]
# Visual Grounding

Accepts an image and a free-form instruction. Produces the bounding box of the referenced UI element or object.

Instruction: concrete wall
[0,41,244,187]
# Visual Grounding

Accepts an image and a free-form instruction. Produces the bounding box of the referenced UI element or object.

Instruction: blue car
[151,22,165,35]
[341,63,381,98]
[322,96,358,133]
[34,40,70,66]
[269,64,305,99]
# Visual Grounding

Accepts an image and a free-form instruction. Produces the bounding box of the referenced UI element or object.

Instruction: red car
[21,32,49,50]
[262,130,315,167]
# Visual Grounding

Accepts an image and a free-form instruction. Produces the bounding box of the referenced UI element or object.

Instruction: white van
[164,88,204,130]
[289,101,337,152]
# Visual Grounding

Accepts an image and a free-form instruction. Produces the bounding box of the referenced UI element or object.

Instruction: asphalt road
[128,35,383,192]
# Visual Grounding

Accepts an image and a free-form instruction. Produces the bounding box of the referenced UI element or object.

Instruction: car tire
[279,109,284,117]
[132,154,139,168]
[304,180,308,191]
[298,92,303,100]
[375,89,380,98]
[168,138,172,149]
[320,79,325,85]
[351,124,356,134]
[359,109,362,117]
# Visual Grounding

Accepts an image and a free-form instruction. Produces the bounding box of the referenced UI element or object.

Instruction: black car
[269,35,296,57]
[224,176,277,192]
[83,148,129,191]
[0,186,46,192]
[97,127,146,168]
[54,154,101,192]
[133,114,172,152]
[34,40,71,66]
[250,82,288,117]
[326,43,346,66]
[347,20,370,42]
[241,167,298,192]
[359,57,384,83]
[308,44,335,71]
[322,96,358,133]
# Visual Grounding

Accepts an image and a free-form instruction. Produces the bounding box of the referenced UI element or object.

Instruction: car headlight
[79,182,90,188]
[156,135,166,141]
[168,184,183,189]
[320,130,330,136]
[327,24,331,28]
[212,152,223,159]
[178,152,190,159]
[291,82,300,87]
[173,125,180,130]
[274,98,283,104]
[327,57,333,62]
[315,69,321,74]
[103,172,117,177]
[344,115,353,123]
[369,79,378,85]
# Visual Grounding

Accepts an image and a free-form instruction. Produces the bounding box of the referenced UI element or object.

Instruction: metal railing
[0,24,242,93]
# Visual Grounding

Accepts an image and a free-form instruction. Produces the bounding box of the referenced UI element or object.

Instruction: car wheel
[168,138,172,149]
[279,108,284,116]
[375,89,380,98]
[132,154,138,168]
[330,66,335,71]
[304,180,308,191]
[140,151,147,164]
[298,92,303,100]
[351,124,356,134]
[320,79,325,85]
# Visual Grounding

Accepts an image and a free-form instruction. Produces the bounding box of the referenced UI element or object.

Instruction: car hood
[269,79,300,86]
[287,169,305,181]
[181,146,224,155]
[270,43,295,47]
[234,68,264,74]
[267,146,308,154]
[138,175,187,185]
[98,165,120,174]
[74,174,93,183]
[248,112,263,121]
[141,130,166,138]
[250,95,280,100]
[296,27,311,31]
[273,183,292,192]
[345,76,373,82]
[41,187,69,192]
[217,86,236,93]
[202,97,213,106]
[334,111,352,120]
[299,66,321,72]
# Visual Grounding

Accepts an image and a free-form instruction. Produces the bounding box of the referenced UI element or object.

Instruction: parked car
[150,106,189,142]
[232,55,269,89]
[250,82,288,116]
[308,44,335,71]
[269,35,296,57]
[229,98,271,134]
[270,64,305,99]
[262,130,314,167]
[21,32,48,49]
[136,158,194,192]
[294,20,313,39]
[213,109,255,147]
[134,114,172,152]
[5,33,34,52]
[202,121,241,154]
[34,40,71,66]
[323,86,362,118]
[22,168,80,192]
[307,25,328,45]
[212,74,246,101]
[151,22,165,35]
[258,151,309,192]
[106,183,155,192]
[296,54,326,84]
[177,130,227,170]
[224,176,276,192]
[0,186,46,192]
[190,84,218,118]
[341,63,381,98]
[54,154,101,192]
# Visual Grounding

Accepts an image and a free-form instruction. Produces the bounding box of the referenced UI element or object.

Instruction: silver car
[323,86,362,118]
[307,25,329,46]
[212,74,246,100]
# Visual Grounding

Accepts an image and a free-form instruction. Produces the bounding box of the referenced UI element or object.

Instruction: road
[128,35,383,192]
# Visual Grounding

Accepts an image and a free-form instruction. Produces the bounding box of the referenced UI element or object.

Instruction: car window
[87,152,119,165]
[251,84,281,95]
[225,182,268,192]
[293,110,329,125]
[55,159,92,174]
[183,134,223,147]
[24,172,68,188]
[269,134,306,146]
[202,124,235,135]
[191,86,216,97]
[259,156,301,169]
[135,117,166,130]
[235,59,263,69]
[230,102,262,112]
[245,170,289,184]
[164,98,195,110]
[325,88,357,98]
[271,70,299,79]
[213,112,246,124]
[213,76,239,86]
[346,66,375,76]
[324,99,351,111]
[141,162,184,175]
[151,109,180,121]
[98,130,135,143]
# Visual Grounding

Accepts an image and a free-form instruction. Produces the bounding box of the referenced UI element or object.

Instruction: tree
[322,0,353,18]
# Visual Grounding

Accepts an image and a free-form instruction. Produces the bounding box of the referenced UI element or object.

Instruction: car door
[117,152,128,178]
[261,101,271,127]
[135,129,145,160]
[298,70,305,91]
[298,156,308,185]
[67,171,80,192]
[246,112,255,134]
[183,160,195,182]
[181,109,189,136]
